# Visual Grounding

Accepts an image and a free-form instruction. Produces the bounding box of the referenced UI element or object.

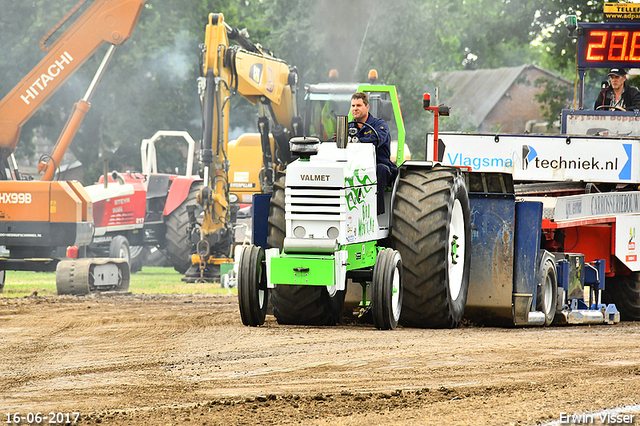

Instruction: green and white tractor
[237,86,471,330]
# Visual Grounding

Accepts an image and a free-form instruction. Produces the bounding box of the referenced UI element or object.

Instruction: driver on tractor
[349,91,397,215]
[594,67,640,111]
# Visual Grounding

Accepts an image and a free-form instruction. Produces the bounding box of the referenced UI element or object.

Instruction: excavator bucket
[56,258,130,295]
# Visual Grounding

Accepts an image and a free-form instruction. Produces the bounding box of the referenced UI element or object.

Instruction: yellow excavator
[0,0,148,293]
[182,13,302,282]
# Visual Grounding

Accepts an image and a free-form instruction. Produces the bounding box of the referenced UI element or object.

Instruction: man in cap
[594,68,640,111]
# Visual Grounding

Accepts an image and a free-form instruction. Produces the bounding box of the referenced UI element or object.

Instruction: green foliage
[534,78,573,129]
[534,77,573,129]
[532,0,604,72]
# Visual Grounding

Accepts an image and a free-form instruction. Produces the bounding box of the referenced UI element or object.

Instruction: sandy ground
[1,292,639,425]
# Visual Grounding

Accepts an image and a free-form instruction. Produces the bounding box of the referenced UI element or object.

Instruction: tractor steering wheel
[596,105,626,111]
[348,120,380,145]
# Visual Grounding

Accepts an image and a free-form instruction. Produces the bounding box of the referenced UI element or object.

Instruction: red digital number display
[578,23,640,68]
[585,29,640,62]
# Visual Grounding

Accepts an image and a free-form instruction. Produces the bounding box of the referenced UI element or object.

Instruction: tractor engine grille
[107,211,135,226]
[286,187,345,219]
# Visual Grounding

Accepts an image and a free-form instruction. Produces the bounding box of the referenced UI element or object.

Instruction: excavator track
[56,258,130,296]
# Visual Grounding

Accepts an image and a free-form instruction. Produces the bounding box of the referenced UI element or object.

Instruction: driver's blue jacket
[348,114,397,173]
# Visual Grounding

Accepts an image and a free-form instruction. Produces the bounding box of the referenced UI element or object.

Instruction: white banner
[427,133,640,183]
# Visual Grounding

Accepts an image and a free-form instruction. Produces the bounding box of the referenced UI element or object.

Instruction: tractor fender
[163,175,202,216]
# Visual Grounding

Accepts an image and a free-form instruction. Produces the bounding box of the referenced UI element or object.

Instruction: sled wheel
[238,245,268,326]
[372,248,403,330]
[603,272,640,321]
[391,167,471,328]
[537,258,557,326]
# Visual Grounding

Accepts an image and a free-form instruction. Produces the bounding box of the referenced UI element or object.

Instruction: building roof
[435,64,571,128]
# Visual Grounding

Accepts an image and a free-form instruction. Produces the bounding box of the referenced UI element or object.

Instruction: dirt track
[1,292,639,425]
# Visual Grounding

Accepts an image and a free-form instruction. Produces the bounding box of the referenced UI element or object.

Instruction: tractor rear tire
[265,175,286,315]
[271,285,346,326]
[603,273,640,321]
[238,245,268,326]
[391,167,471,328]
[372,248,403,330]
[266,175,286,249]
[165,183,202,274]
[129,246,148,274]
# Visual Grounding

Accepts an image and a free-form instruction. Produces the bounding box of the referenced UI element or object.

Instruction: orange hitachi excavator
[0,0,148,294]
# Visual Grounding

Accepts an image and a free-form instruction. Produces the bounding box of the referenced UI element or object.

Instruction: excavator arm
[184,12,301,281]
[201,13,301,190]
[0,0,147,164]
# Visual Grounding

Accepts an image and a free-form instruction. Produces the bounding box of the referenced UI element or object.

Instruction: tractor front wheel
[238,245,268,326]
[372,248,403,330]
[109,235,131,267]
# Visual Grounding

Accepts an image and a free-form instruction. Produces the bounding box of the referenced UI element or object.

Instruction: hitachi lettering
[21,51,74,105]
[0,192,32,204]
[300,174,331,182]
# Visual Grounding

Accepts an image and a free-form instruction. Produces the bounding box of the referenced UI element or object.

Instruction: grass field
[0,267,235,298]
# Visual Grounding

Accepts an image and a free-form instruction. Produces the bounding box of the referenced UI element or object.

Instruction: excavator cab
[0,154,24,181]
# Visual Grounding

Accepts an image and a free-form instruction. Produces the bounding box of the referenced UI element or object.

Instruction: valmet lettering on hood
[300,174,331,182]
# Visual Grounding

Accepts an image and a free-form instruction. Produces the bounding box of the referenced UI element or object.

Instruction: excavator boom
[182,13,301,282]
